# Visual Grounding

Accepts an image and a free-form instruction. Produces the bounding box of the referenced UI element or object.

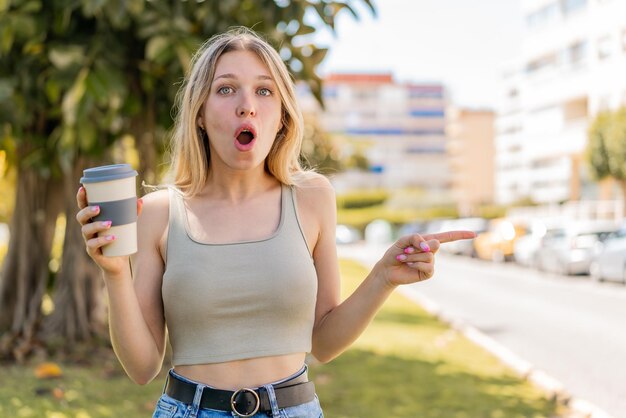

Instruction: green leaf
[49,45,86,70]
[0,0,10,13]
[296,23,316,36]
[77,118,97,151]
[44,79,61,104]
[1,23,14,54]
[18,0,41,14]
[62,67,88,126]
[310,47,328,65]
[145,36,169,61]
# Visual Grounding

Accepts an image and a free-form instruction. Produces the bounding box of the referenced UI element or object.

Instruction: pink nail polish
[396,254,407,261]
[420,242,431,252]
[106,235,115,241]
[404,247,415,254]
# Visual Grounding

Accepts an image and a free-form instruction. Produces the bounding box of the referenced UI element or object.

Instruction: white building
[301,73,451,196]
[495,0,626,205]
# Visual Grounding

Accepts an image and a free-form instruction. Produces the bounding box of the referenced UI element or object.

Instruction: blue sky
[310,0,524,109]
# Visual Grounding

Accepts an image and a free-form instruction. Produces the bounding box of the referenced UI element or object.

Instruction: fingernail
[105,235,115,241]
[396,254,407,261]
[102,221,112,228]
[404,247,415,254]
[420,242,431,252]
[92,206,100,213]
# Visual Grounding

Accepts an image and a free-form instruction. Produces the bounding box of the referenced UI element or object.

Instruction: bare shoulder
[293,172,336,206]
[141,188,169,213]
[138,188,170,231]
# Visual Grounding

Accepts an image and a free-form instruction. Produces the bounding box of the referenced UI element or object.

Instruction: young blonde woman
[76,27,475,418]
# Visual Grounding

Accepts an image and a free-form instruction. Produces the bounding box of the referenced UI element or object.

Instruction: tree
[586,108,626,199]
[0,0,376,360]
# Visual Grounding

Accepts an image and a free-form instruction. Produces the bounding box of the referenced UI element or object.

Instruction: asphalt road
[338,243,626,418]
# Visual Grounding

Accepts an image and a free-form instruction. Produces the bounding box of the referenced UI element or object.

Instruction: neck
[201,166,278,202]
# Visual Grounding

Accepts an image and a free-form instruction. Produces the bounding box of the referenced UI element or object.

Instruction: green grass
[0,259,568,418]
[308,260,566,418]
[0,360,165,417]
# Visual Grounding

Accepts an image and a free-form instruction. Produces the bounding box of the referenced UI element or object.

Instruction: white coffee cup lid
[80,164,138,183]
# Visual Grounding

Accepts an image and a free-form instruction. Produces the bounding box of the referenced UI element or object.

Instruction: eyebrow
[214,73,274,81]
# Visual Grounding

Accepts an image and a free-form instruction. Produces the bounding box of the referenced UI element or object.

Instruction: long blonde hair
[167,27,307,196]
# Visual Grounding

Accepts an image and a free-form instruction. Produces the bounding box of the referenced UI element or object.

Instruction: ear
[197,108,205,130]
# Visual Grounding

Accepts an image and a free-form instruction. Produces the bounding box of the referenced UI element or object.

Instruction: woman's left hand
[378,231,477,287]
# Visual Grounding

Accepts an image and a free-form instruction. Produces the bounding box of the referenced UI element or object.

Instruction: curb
[397,286,615,418]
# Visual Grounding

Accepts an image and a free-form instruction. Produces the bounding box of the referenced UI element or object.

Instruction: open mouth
[236,129,255,145]
[234,125,257,151]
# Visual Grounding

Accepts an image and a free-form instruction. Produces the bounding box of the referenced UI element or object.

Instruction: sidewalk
[337,242,615,418]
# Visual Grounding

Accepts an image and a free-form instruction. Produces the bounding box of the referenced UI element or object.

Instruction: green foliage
[0,0,376,174]
[587,108,626,181]
[337,204,458,231]
[336,189,389,209]
[586,111,613,181]
[0,154,14,223]
[476,204,508,220]
[301,116,344,175]
[606,107,626,181]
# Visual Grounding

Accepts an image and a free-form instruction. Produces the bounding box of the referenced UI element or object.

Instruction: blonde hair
[166,27,307,196]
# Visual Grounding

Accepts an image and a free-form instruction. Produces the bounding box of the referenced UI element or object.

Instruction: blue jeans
[153,367,324,418]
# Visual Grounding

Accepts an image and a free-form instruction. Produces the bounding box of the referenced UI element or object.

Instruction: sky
[310,0,525,109]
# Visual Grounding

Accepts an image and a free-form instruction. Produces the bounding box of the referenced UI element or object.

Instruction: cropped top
[162,184,318,365]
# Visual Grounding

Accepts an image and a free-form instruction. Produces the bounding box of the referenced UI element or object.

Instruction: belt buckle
[230,387,260,417]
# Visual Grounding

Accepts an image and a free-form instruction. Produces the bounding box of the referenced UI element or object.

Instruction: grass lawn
[0,259,568,418]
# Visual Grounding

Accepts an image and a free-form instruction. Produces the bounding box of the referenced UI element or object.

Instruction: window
[561,0,587,15]
[597,35,612,60]
[568,40,587,65]
[526,52,559,73]
[526,2,560,29]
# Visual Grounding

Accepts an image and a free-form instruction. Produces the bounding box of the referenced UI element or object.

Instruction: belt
[165,370,316,417]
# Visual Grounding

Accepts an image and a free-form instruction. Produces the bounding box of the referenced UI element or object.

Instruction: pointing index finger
[425,230,477,244]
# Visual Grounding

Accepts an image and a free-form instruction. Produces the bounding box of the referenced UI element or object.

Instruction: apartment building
[446,108,495,216]
[495,0,626,205]
[301,73,451,195]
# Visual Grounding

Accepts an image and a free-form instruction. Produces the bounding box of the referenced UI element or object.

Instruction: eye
[258,87,272,97]
[217,86,233,95]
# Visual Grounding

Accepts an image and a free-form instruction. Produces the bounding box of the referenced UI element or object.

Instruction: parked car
[536,221,618,275]
[589,222,626,283]
[439,217,488,257]
[473,218,527,262]
[398,220,428,237]
[514,221,563,268]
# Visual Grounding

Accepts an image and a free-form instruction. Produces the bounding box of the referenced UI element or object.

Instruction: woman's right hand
[75,186,143,278]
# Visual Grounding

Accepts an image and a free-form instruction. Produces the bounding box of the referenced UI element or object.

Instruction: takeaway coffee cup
[80,164,138,257]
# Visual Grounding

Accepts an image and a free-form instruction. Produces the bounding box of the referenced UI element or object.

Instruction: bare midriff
[173,353,306,390]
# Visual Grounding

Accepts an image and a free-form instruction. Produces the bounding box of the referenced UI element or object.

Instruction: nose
[236,93,256,118]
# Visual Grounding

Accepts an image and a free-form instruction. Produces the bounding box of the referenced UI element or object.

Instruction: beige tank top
[162,184,318,365]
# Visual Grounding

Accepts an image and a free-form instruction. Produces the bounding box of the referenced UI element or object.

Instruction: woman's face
[199,50,283,173]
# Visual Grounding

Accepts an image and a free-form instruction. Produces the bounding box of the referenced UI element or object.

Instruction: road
[338,243,626,418]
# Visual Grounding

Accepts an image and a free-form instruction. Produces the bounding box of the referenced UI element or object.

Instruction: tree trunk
[42,159,108,348]
[0,168,63,361]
